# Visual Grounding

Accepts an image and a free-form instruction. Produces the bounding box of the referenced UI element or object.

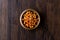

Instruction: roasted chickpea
[21,10,39,29]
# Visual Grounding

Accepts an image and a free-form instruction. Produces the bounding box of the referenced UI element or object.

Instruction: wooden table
[0,0,60,40]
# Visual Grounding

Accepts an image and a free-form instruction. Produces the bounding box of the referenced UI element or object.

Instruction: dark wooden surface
[0,0,60,40]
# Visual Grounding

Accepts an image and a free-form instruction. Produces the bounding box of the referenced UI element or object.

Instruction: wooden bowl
[20,9,40,30]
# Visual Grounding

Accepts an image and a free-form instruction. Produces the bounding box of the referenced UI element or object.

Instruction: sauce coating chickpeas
[22,10,39,28]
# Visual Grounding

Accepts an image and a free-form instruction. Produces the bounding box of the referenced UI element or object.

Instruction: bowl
[20,9,40,30]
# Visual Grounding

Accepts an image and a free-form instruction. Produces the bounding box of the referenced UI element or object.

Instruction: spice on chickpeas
[22,10,39,29]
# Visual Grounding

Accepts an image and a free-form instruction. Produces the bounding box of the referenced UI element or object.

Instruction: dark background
[0,0,60,40]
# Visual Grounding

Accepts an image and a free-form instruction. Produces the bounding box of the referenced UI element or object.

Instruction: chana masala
[21,10,40,29]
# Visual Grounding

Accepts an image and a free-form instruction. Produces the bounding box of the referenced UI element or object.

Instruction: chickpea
[22,10,39,29]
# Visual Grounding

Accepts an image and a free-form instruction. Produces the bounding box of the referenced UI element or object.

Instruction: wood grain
[0,0,60,40]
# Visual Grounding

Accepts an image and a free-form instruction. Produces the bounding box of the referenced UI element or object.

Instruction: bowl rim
[20,9,40,30]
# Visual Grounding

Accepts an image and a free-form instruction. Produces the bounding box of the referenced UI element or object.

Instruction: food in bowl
[20,9,40,30]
